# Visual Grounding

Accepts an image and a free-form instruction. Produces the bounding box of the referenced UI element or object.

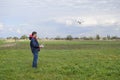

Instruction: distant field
[0,40,120,80]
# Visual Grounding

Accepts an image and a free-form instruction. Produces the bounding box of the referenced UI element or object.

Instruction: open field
[0,40,120,80]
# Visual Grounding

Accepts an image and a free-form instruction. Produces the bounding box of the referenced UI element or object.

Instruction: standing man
[29,31,40,68]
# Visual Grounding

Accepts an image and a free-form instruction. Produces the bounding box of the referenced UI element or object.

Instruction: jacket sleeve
[31,39,39,48]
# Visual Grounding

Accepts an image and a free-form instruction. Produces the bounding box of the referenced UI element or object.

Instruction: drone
[77,21,82,24]
[76,19,84,25]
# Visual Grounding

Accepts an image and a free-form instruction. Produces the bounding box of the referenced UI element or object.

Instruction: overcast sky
[0,0,120,38]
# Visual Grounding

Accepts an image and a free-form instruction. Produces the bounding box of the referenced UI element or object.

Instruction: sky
[0,0,120,38]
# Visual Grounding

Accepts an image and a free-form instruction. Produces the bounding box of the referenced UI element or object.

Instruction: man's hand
[39,44,44,48]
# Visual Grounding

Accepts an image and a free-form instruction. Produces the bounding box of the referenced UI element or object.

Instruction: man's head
[32,31,37,38]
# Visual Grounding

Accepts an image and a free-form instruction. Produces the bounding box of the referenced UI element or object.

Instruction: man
[29,31,40,68]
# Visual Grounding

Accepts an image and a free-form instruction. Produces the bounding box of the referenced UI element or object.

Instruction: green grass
[0,40,120,80]
[0,40,4,45]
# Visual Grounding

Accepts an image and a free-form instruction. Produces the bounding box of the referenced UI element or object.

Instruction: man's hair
[32,31,37,36]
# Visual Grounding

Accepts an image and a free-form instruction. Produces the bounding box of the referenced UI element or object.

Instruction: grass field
[0,40,120,80]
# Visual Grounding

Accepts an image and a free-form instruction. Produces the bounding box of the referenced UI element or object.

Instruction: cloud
[53,15,120,27]
[115,28,120,31]
[16,29,21,34]
[9,28,13,31]
[0,0,120,38]
[0,23,4,30]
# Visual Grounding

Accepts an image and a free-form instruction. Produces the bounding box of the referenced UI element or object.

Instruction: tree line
[6,34,120,40]
[54,35,120,40]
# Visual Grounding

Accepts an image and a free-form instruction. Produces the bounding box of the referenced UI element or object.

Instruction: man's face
[33,34,37,38]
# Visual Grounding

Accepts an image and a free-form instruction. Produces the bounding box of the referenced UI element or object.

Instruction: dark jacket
[30,38,40,52]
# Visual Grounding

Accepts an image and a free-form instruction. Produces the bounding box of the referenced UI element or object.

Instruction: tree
[13,37,19,40]
[45,37,49,40]
[13,37,19,42]
[102,37,107,40]
[55,36,61,40]
[96,34,100,40]
[74,37,79,40]
[107,35,111,40]
[111,36,117,40]
[20,35,28,39]
[6,37,12,39]
[88,37,93,40]
[66,35,73,40]
[80,37,93,40]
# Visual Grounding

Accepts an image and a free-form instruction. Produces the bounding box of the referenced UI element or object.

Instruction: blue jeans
[32,51,38,68]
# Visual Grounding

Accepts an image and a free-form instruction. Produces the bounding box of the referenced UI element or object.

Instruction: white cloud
[0,0,120,37]
[65,20,73,26]
[9,28,13,31]
[16,29,21,34]
[115,28,120,31]
[53,15,120,27]
[81,17,98,26]
[0,23,4,30]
